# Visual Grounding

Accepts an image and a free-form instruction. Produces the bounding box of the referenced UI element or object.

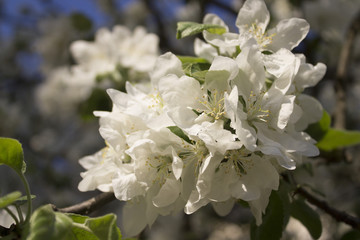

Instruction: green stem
[19,173,32,224]
[15,205,24,223]
[4,207,19,225]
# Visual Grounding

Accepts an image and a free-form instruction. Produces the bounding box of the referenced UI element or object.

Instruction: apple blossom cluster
[37,25,159,117]
[78,0,326,236]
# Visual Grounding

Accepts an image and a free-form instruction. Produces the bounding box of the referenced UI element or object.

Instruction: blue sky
[0,0,109,37]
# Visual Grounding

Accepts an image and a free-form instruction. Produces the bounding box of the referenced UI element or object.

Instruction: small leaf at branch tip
[167,126,191,144]
[0,191,22,209]
[305,110,360,151]
[305,110,331,142]
[13,194,36,206]
[317,129,360,151]
[177,55,209,64]
[27,205,122,240]
[176,22,226,39]
[0,137,26,174]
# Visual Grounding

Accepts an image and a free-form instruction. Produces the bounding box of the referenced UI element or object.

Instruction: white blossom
[196,0,310,61]
[77,0,327,236]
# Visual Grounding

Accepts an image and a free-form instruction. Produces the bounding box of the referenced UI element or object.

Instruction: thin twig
[334,10,360,129]
[296,186,360,230]
[53,192,116,215]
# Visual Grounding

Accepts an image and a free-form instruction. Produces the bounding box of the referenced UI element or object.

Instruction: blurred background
[0,0,359,239]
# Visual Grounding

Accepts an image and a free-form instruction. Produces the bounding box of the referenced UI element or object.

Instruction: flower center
[147,91,164,114]
[145,155,171,185]
[179,140,209,175]
[247,23,275,49]
[197,89,226,120]
[222,149,254,177]
[100,141,115,163]
[246,90,270,123]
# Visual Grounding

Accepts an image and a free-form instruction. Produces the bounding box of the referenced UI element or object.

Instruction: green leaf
[25,206,122,240]
[167,126,192,144]
[13,195,36,206]
[176,22,226,39]
[85,214,121,240]
[250,191,285,240]
[182,62,210,83]
[0,191,22,209]
[277,181,292,229]
[27,205,74,240]
[0,137,26,174]
[290,199,322,239]
[66,213,89,224]
[71,223,99,240]
[305,110,360,151]
[316,129,360,151]
[305,110,331,141]
[177,56,209,64]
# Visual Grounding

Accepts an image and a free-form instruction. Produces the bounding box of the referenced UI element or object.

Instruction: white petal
[146,114,174,130]
[264,48,300,94]
[202,13,239,49]
[268,18,310,51]
[181,158,197,200]
[151,52,183,86]
[196,154,223,200]
[206,56,239,91]
[203,31,240,48]
[194,38,217,62]
[78,158,116,192]
[263,48,296,78]
[112,171,146,201]
[242,156,279,193]
[185,190,210,214]
[122,198,147,237]
[167,107,198,130]
[236,0,270,32]
[203,13,228,29]
[249,188,273,225]
[78,153,100,170]
[152,178,180,207]
[295,94,323,131]
[196,121,241,155]
[289,102,303,125]
[256,125,296,169]
[294,62,326,92]
[159,75,201,109]
[234,113,257,151]
[106,88,128,110]
[172,149,183,180]
[277,95,295,130]
[234,42,265,97]
[224,86,238,122]
[211,199,235,216]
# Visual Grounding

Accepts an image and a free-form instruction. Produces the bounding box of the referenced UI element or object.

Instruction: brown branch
[334,10,360,129]
[296,186,360,230]
[52,192,116,215]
